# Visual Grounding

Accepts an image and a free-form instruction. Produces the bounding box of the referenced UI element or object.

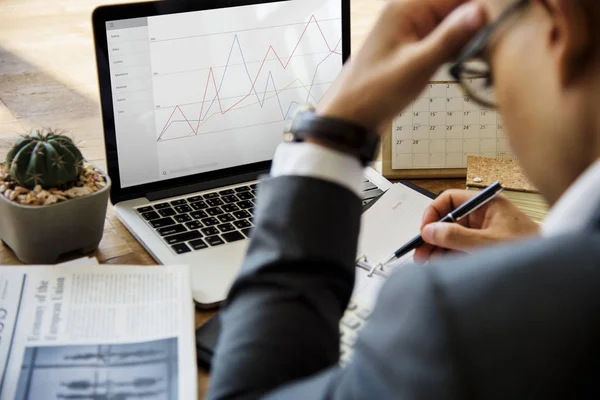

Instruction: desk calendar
[382,81,516,179]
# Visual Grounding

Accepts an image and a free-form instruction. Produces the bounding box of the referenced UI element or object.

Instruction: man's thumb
[418,3,486,66]
[422,222,489,252]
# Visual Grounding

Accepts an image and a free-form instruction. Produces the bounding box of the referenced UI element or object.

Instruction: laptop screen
[105,0,343,189]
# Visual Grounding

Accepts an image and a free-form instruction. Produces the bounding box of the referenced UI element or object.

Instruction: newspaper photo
[0,265,196,400]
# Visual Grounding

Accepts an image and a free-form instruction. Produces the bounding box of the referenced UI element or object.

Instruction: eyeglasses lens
[459,61,496,108]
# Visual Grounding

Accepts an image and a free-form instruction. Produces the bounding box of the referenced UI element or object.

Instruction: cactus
[5,129,84,189]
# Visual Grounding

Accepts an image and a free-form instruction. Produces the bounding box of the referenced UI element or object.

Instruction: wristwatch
[283,103,380,166]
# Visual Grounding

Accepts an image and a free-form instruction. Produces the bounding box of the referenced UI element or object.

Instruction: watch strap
[286,111,380,166]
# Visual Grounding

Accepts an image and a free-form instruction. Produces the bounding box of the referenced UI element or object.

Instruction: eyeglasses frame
[449,0,531,109]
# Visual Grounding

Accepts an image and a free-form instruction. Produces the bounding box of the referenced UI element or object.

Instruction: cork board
[466,155,538,193]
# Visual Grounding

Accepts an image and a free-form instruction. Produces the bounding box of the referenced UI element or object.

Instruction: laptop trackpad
[188,240,248,307]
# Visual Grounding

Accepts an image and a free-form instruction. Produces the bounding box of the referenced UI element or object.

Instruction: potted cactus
[0,129,111,264]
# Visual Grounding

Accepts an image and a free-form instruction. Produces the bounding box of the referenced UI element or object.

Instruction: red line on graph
[158,106,179,136]
[180,105,196,132]
[157,15,341,141]
[197,69,215,124]
[210,69,224,112]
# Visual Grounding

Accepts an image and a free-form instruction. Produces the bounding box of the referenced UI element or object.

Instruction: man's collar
[542,160,600,236]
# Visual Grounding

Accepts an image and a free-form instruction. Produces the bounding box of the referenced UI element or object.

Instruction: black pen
[382,181,504,266]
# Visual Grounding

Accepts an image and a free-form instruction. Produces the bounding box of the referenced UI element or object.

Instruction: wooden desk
[0,0,465,397]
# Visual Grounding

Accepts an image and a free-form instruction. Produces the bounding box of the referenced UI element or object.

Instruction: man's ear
[544,0,592,86]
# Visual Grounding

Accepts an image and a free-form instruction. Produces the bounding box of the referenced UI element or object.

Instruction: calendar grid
[392,82,514,170]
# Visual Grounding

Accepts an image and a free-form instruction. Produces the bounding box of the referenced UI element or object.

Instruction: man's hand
[317,0,485,132]
[414,190,541,263]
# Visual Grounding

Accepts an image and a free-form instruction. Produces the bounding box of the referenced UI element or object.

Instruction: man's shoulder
[382,230,600,349]
[392,232,600,398]
[382,230,600,308]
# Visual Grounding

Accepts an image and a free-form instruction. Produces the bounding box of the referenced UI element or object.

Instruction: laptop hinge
[145,169,268,202]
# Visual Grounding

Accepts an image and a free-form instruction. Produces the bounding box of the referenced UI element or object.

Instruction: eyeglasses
[449,0,530,109]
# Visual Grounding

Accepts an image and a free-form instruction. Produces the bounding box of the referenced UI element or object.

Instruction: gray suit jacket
[207,176,600,400]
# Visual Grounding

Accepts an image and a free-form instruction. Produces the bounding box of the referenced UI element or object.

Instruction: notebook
[337,182,435,364]
[350,182,435,307]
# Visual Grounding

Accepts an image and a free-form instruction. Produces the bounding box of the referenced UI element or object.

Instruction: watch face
[282,131,295,142]
[282,103,315,141]
[288,103,316,122]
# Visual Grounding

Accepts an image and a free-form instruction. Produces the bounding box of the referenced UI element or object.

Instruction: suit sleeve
[207,175,362,399]
[207,175,463,400]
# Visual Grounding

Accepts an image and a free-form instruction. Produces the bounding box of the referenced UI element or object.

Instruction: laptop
[92,0,391,308]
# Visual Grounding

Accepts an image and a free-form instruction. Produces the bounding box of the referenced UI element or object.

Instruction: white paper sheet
[352,184,433,306]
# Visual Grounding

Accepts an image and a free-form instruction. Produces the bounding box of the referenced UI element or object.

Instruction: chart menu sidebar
[107,18,161,187]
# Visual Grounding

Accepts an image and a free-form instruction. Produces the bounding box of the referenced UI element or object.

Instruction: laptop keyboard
[135,178,384,256]
[135,184,258,255]
[339,297,371,367]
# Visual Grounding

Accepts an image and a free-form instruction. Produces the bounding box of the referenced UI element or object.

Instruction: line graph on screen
[152,15,342,142]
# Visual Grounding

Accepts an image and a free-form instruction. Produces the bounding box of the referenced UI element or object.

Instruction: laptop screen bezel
[92,0,351,204]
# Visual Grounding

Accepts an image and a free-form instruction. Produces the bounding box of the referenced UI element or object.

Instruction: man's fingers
[417,2,486,66]
[421,190,480,229]
[422,222,492,252]
[421,204,442,230]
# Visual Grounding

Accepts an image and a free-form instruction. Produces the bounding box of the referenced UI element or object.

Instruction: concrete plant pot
[0,171,111,264]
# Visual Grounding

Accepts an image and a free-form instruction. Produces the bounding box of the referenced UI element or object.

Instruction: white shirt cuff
[270,142,364,197]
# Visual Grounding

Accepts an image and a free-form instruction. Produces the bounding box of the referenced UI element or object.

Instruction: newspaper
[57,256,100,267]
[0,264,196,400]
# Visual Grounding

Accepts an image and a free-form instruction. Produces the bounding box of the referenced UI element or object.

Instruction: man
[208,0,600,398]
